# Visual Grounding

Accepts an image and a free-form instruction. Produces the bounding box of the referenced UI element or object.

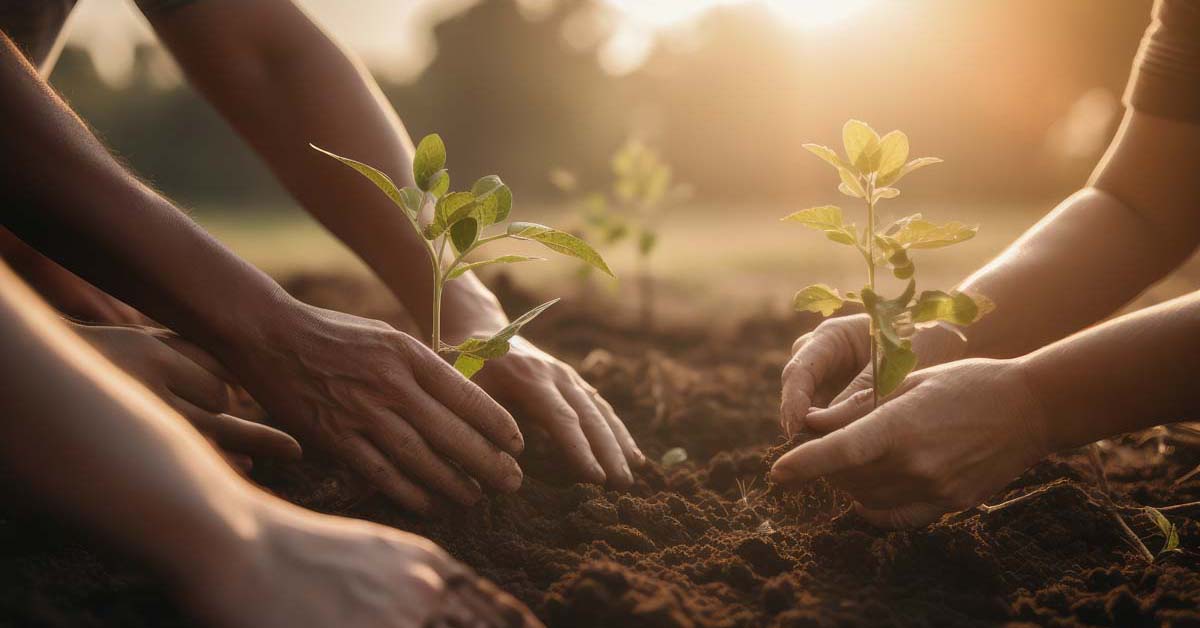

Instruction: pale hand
[771,358,1050,528]
[473,337,645,488]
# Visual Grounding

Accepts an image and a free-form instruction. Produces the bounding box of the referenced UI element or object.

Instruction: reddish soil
[2,273,1198,627]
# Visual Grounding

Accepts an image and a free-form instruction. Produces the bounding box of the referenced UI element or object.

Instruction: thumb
[805,387,875,433]
[827,364,874,407]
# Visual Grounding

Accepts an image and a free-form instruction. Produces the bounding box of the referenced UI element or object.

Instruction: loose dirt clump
[1,273,1197,627]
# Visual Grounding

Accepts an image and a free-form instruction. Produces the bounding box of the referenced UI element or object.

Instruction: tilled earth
[1,273,1198,627]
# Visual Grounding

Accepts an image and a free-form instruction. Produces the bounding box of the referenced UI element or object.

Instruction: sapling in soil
[785,120,992,405]
[314,134,613,378]
[552,139,690,328]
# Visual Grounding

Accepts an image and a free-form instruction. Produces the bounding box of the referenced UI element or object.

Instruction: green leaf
[427,191,476,239]
[428,169,450,198]
[450,217,479,254]
[781,205,858,244]
[872,187,900,201]
[413,133,447,192]
[1145,507,1182,556]
[310,144,409,215]
[793,284,845,317]
[802,143,851,171]
[843,119,881,173]
[910,290,992,325]
[877,156,942,187]
[893,219,977,249]
[447,255,545,279]
[877,334,917,397]
[838,168,865,198]
[876,130,910,181]
[661,447,688,469]
[470,175,513,225]
[453,353,486,379]
[451,300,559,379]
[507,222,614,277]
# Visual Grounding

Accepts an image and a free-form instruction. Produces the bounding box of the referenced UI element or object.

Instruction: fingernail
[634,449,647,467]
[501,468,524,493]
[510,430,525,455]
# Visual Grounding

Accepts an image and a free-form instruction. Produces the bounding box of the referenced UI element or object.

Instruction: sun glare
[601,0,875,31]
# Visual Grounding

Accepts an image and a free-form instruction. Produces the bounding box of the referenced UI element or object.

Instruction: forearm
[0,33,290,351]
[0,266,258,585]
[150,1,507,342]
[923,112,1200,363]
[1019,290,1200,451]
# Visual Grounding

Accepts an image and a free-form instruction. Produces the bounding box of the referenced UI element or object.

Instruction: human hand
[222,302,525,515]
[72,322,301,468]
[473,337,645,488]
[780,314,967,437]
[4,237,152,326]
[771,358,1050,528]
[182,500,541,628]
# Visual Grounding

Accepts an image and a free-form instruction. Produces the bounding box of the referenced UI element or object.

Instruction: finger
[780,330,843,436]
[828,366,875,407]
[368,411,484,507]
[336,435,435,516]
[590,387,646,468]
[172,397,303,460]
[462,576,542,627]
[806,387,876,433]
[854,501,946,529]
[407,340,524,456]
[770,413,891,486]
[158,346,230,413]
[522,385,606,485]
[150,329,236,382]
[560,381,632,489]
[397,388,524,493]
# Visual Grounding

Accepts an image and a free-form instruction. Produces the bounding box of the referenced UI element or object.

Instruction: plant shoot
[314,134,613,378]
[785,120,991,404]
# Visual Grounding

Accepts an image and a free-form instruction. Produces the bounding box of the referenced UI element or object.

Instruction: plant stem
[1111,509,1156,563]
[977,479,1067,513]
[1157,500,1200,512]
[865,179,879,410]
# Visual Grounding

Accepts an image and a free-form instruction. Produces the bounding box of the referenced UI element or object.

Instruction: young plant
[313,134,613,378]
[785,120,991,406]
[551,139,690,328]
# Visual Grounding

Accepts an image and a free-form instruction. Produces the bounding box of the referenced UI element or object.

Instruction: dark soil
[2,273,1199,627]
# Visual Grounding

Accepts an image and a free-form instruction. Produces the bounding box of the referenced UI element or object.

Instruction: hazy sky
[63,0,875,86]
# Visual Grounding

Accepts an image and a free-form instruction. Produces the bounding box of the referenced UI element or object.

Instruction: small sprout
[661,447,688,469]
[553,139,691,328]
[756,519,776,535]
[736,476,761,512]
[1145,507,1182,557]
[787,121,992,405]
[313,134,613,378]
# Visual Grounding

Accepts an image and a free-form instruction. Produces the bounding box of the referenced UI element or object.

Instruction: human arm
[142,0,643,485]
[0,264,539,627]
[782,111,1200,434]
[0,29,524,512]
[771,289,1200,528]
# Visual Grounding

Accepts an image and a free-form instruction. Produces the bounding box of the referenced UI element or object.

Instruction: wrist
[156,481,267,593]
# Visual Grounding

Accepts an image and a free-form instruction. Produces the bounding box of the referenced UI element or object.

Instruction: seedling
[314,134,613,378]
[1144,507,1182,557]
[552,139,690,328]
[661,447,688,469]
[785,120,991,405]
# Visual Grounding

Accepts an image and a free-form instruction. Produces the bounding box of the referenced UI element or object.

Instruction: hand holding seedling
[780,120,990,435]
[771,358,1048,528]
[316,135,645,487]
